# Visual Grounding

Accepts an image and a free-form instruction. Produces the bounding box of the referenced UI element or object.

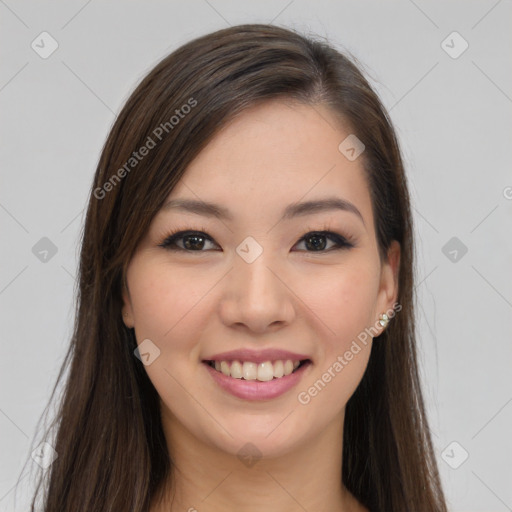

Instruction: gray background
[1,1,511,511]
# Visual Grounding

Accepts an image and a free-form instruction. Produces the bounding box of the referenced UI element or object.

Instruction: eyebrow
[161,196,365,226]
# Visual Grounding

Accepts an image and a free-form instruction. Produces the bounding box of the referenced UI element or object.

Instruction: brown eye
[159,231,219,251]
[159,229,354,253]
[293,231,353,252]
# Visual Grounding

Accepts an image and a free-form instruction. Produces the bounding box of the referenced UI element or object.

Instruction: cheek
[295,260,377,404]
[297,258,379,346]
[128,259,213,343]
[127,260,213,411]
[299,343,371,417]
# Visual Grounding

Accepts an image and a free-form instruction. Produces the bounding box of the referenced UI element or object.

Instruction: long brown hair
[20,23,447,511]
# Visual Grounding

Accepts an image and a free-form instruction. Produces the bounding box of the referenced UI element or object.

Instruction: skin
[122,99,400,512]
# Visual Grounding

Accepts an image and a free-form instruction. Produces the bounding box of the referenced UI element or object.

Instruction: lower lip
[203,361,311,401]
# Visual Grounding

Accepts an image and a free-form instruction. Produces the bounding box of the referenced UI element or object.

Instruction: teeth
[257,361,274,381]
[273,360,284,378]
[220,361,230,376]
[210,359,305,381]
[242,362,257,380]
[230,360,243,379]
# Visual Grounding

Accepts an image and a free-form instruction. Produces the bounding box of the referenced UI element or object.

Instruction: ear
[374,240,400,333]
[121,278,135,329]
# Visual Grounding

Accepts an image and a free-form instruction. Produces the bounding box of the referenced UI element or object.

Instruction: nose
[218,250,296,334]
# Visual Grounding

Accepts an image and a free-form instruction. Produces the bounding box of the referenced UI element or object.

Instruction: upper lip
[204,349,311,364]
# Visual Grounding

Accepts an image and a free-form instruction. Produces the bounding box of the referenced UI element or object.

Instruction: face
[122,99,400,460]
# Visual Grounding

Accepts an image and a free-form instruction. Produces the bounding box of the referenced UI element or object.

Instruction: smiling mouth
[204,359,311,382]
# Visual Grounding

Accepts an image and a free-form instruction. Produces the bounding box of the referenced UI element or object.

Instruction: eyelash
[158,224,355,253]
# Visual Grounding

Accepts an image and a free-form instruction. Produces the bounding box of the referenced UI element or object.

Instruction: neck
[152,408,364,512]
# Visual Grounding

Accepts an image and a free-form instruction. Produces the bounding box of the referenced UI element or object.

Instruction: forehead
[165,100,373,227]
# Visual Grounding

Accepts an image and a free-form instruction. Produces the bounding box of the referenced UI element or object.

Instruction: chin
[205,414,309,461]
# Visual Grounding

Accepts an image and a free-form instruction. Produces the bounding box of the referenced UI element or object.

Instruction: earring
[378,313,389,328]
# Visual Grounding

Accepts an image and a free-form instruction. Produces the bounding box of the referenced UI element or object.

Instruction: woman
[27,23,448,511]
